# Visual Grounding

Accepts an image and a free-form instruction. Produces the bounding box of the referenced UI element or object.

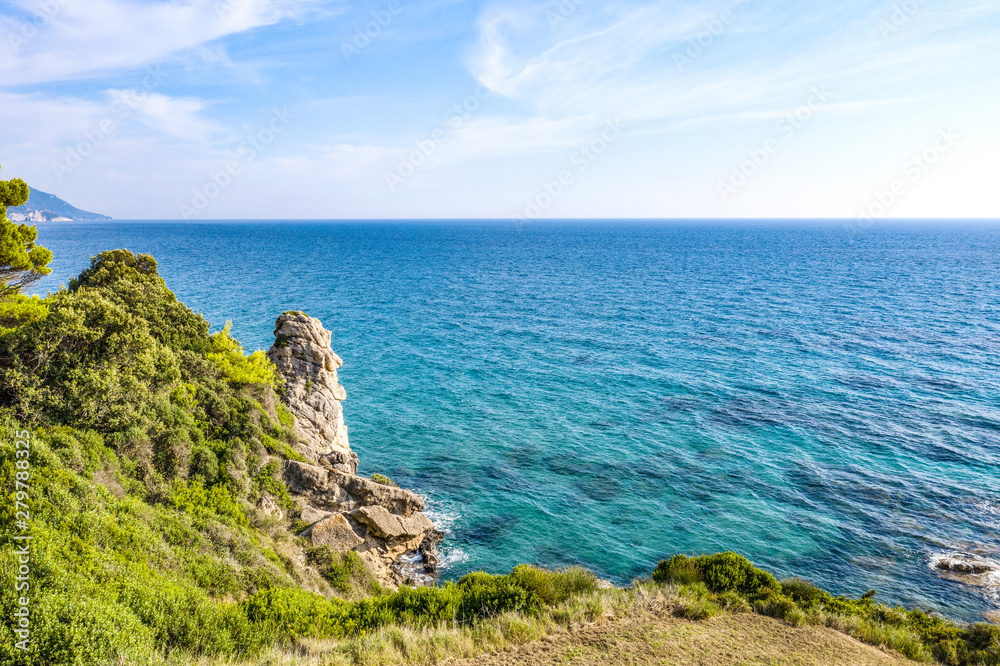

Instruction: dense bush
[0,251,308,664]
[652,553,1000,665]
[306,547,375,597]
[653,552,780,596]
[240,565,553,643]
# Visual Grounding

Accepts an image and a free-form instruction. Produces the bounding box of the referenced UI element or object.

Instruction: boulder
[311,514,365,553]
[283,460,424,516]
[932,554,999,586]
[351,505,434,540]
[301,505,332,525]
[284,459,330,494]
[257,494,284,520]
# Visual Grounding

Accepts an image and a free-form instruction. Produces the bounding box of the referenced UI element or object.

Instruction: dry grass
[137,581,924,666]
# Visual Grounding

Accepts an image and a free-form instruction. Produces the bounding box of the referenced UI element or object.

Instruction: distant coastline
[8,185,111,222]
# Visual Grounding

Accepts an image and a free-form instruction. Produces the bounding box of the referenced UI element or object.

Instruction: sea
[28,220,1000,623]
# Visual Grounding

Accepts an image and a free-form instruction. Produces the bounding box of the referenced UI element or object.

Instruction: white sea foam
[419,497,468,573]
[438,547,471,570]
[421,498,462,535]
[929,551,1000,603]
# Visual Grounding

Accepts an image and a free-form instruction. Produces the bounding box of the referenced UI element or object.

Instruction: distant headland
[6,186,111,222]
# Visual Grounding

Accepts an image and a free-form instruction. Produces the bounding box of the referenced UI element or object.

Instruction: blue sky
[0,0,997,219]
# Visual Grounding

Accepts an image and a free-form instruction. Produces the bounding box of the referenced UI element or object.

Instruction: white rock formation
[267,312,440,587]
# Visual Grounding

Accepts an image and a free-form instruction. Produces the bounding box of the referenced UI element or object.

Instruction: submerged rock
[268,312,439,588]
[936,558,996,577]
[930,552,1000,620]
[931,553,1000,586]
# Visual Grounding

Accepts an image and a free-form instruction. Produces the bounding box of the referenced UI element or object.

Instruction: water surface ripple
[32,221,1000,622]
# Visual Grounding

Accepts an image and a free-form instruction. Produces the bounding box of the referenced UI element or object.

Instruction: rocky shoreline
[266,311,442,588]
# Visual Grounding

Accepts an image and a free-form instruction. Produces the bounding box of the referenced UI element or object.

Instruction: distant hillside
[6,186,111,221]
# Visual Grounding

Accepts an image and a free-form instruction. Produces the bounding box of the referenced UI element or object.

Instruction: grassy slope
[457,613,917,666]
[160,581,920,666]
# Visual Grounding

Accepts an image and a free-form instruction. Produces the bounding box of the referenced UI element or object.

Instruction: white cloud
[467,0,1000,132]
[125,92,221,141]
[0,0,319,83]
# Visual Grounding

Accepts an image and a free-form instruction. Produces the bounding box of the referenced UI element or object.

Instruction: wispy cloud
[1,0,997,218]
[466,0,1000,132]
[0,0,320,84]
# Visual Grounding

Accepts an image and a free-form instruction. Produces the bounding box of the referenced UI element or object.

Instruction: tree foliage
[0,165,51,299]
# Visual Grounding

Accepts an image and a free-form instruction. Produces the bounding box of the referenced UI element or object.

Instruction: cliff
[266,311,441,586]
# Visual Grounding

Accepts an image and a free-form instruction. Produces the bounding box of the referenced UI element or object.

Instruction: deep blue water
[30,220,1000,623]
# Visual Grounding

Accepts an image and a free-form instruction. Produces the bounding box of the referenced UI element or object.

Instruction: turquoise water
[31,221,1000,622]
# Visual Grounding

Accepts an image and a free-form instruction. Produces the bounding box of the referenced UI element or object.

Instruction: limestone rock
[351,505,434,540]
[267,312,358,473]
[284,460,424,516]
[268,311,439,588]
[418,530,444,574]
[986,610,1000,626]
[257,494,284,520]
[284,459,330,493]
[311,514,366,553]
[301,505,332,525]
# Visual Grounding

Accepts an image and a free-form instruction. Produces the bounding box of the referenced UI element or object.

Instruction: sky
[0,0,998,220]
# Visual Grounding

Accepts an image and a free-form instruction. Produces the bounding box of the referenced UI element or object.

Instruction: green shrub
[261,433,306,463]
[306,547,374,597]
[654,554,701,586]
[242,587,341,640]
[254,460,295,511]
[507,564,598,606]
[206,322,281,387]
[169,480,248,526]
[754,595,798,621]
[780,577,830,608]
[371,472,397,487]
[676,597,718,620]
[0,293,48,334]
[653,552,780,596]
[275,403,295,428]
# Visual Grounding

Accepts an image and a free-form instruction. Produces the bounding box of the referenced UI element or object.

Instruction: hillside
[458,613,916,666]
[6,186,111,221]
